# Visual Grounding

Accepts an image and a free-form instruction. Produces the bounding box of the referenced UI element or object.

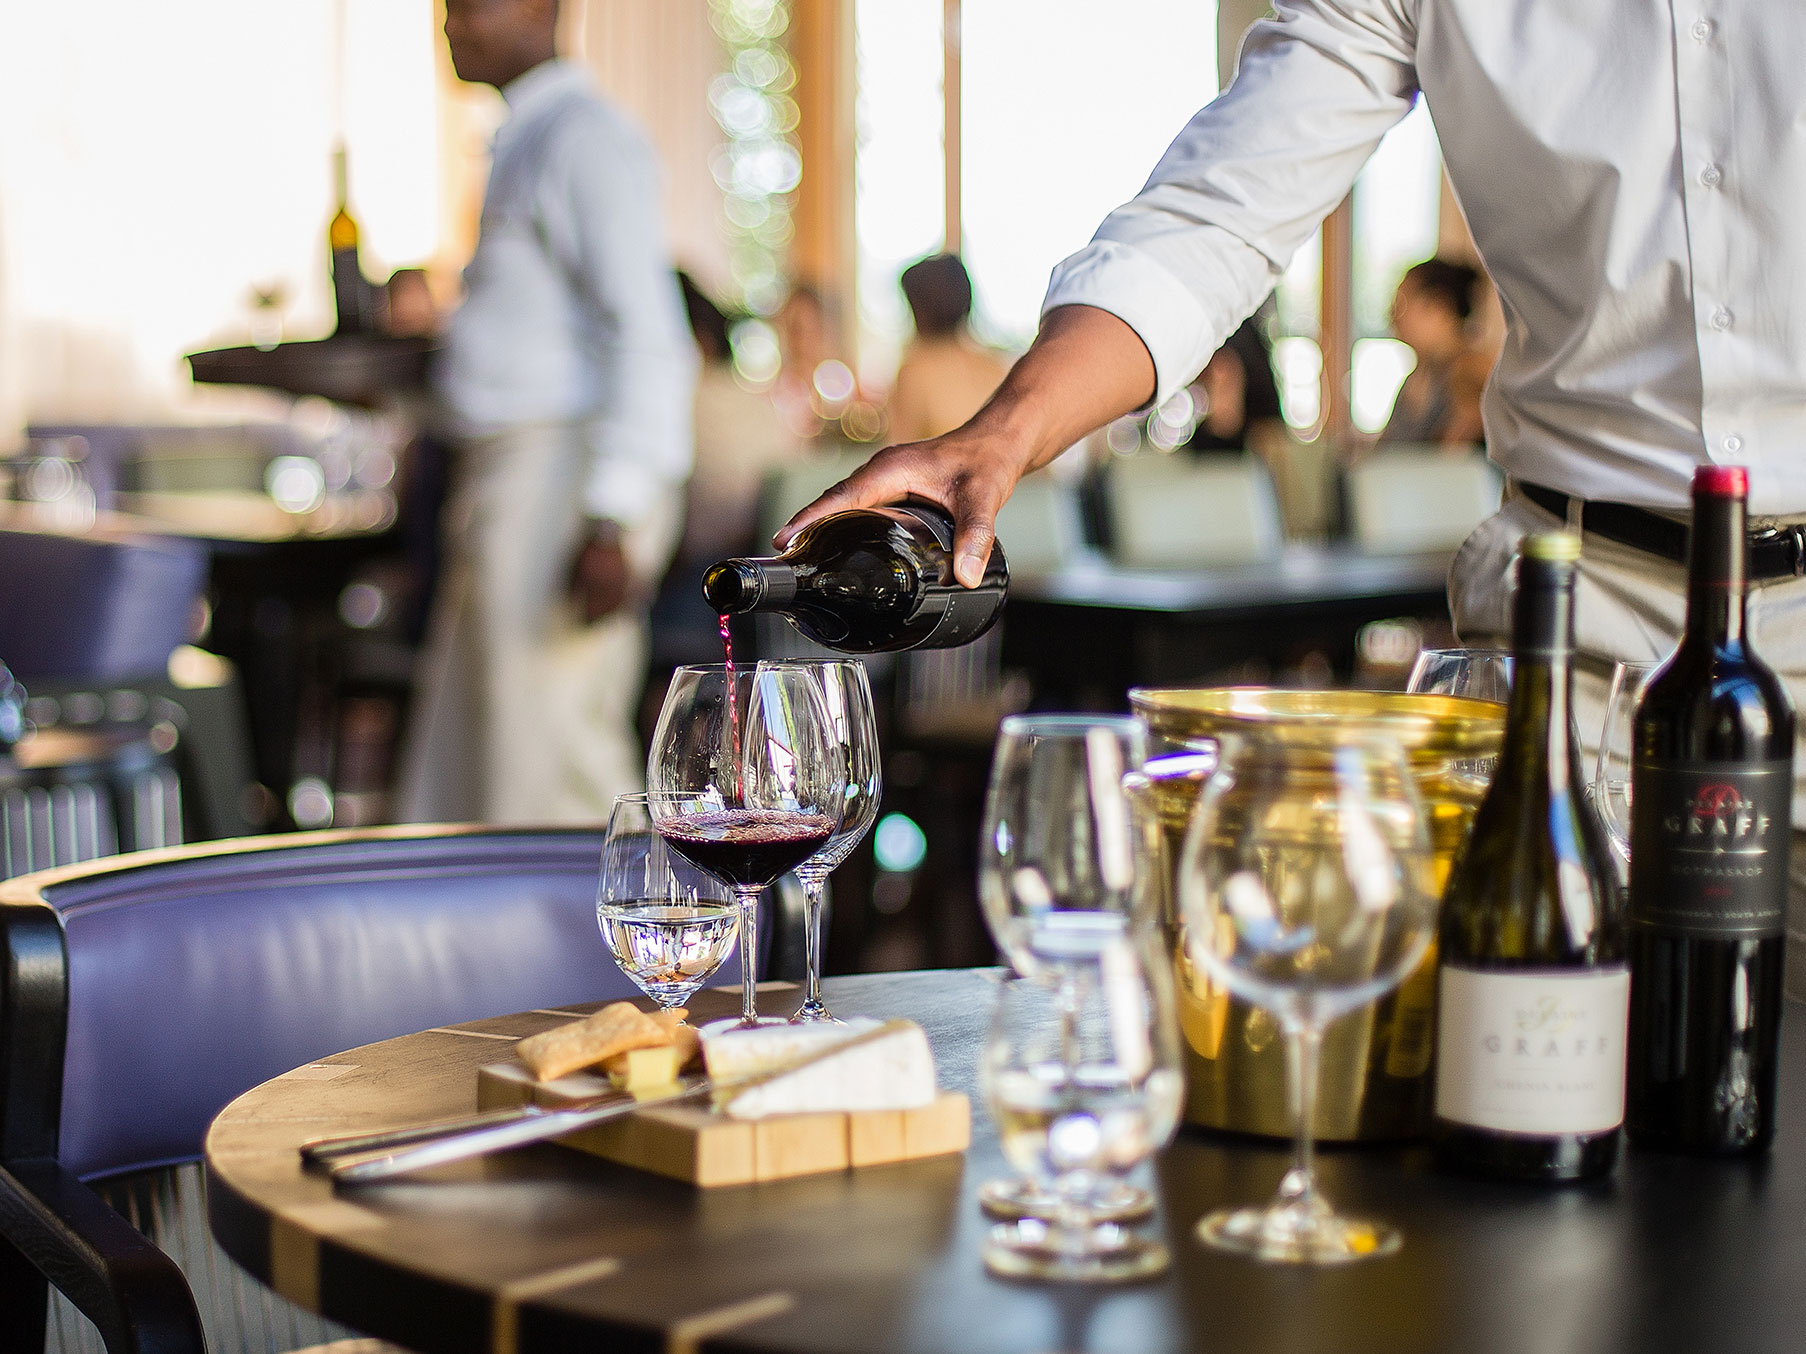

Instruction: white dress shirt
[437,60,695,524]
[1044,1,1806,516]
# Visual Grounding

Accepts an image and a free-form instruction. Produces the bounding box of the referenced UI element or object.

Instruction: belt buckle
[1751,524,1806,578]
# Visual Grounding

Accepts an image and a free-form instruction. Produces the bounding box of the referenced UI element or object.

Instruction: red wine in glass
[657,808,835,891]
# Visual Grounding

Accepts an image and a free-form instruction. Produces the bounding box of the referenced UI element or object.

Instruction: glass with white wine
[596,793,739,1013]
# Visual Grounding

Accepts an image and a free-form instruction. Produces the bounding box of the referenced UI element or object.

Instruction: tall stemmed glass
[977,714,1159,1224]
[647,663,846,1029]
[1588,658,1660,879]
[786,659,882,1023]
[596,794,738,1015]
[1179,731,1436,1264]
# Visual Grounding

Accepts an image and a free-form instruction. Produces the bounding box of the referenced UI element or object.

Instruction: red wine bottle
[1626,465,1794,1155]
[702,498,1007,653]
[1431,532,1628,1182]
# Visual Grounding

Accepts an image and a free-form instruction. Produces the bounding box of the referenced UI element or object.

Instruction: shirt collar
[500,58,590,120]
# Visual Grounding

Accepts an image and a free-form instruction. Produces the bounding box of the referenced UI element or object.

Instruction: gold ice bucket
[1129,687,1507,1142]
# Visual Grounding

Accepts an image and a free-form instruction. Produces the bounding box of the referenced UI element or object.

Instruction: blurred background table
[1003,545,1452,709]
[208,968,1806,1354]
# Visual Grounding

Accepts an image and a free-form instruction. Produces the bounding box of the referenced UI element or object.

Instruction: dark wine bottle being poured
[703,498,1008,653]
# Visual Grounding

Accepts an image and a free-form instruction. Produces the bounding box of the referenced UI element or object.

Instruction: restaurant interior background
[0,0,1495,972]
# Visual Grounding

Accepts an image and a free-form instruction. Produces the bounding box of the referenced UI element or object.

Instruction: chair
[991,472,1083,576]
[1344,445,1503,554]
[1103,454,1284,569]
[753,448,875,552]
[0,825,799,1354]
[0,524,207,687]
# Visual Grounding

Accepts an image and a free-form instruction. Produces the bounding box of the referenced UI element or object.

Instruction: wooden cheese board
[476,1060,970,1187]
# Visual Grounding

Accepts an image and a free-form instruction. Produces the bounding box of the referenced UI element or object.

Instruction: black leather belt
[1520,480,1806,580]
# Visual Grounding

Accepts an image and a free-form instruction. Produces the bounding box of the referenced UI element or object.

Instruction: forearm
[970,306,1157,474]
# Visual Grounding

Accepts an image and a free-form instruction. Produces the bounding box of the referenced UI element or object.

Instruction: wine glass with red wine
[647,663,846,1028]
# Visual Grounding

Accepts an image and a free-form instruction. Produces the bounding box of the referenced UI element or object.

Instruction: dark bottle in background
[1432,531,1628,1183]
[328,143,372,336]
[1626,464,1794,1155]
[702,498,1008,653]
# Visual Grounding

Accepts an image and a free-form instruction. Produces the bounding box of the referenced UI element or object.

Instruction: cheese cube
[604,1044,686,1094]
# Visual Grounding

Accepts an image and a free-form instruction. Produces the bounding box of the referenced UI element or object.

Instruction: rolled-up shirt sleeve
[1043,0,1421,408]
[538,112,697,524]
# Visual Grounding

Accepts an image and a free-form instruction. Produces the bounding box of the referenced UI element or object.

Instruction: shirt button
[1698,163,1723,188]
[1724,434,1744,454]
[1711,307,1734,331]
[1692,18,1715,41]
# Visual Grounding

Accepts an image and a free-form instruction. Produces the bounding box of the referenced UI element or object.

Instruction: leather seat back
[35,828,761,1180]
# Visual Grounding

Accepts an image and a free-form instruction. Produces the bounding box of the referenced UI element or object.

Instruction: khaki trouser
[1449,485,1806,999]
[395,422,680,825]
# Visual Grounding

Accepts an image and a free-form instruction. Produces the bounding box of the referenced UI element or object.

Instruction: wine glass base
[978,1177,1154,1224]
[1196,1204,1400,1265]
[982,1219,1168,1284]
[789,1003,843,1024]
[699,1015,790,1034]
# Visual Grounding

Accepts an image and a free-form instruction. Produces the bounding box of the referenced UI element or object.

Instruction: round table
[205,969,1806,1354]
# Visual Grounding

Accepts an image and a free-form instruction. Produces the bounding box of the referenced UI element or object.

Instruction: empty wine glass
[1407,647,1514,703]
[980,930,1183,1283]
[1179,730,1436,1264]
[786,659,883,1023]
[596,793,738,1013]
[977,713,1161,1225]
[647,663,846,1028]
[1589,658,1661,876]
[979,714,1154,974]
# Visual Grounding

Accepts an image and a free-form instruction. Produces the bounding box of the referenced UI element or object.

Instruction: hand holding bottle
[774,305,1157,586]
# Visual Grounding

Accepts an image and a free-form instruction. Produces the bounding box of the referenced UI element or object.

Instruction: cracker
[516,1001,670,1081]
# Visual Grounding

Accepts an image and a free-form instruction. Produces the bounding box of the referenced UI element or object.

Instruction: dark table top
[205,969,1806,1354]
[1010,545,1451,616]
[186,334,436,409]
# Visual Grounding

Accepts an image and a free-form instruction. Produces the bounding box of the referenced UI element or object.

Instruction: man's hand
[569,518,633,624]
[774,305,1157,586]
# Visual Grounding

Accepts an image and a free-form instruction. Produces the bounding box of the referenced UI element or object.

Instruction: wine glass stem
[736,887,762,1024]
[1284,1024,1324,1211]
[800,874,827,1015]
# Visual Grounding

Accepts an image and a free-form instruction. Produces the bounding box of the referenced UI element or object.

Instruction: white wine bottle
[1431,531,1628,1182]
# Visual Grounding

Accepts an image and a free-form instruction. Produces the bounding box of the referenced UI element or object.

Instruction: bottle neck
[702,557,796,615]
[1685,491,1747,648]
[1504,557,1579,786]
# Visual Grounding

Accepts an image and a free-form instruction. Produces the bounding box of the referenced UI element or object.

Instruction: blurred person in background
[397,0,694,825]
[645,273,804,704]
[770,283,842,441]
[886,253,1013,445]
[672,271,802,580]
[1378,256,1488,448]
[1182,314,1285,456]
[383,267,441,339]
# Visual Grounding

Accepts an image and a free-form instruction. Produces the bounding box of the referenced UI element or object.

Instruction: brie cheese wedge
[703,1019,938,1119]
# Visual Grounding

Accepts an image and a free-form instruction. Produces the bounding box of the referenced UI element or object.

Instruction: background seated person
[1379,257,1490,449]
[1183,315,1286,456]
[886,253,1013,445]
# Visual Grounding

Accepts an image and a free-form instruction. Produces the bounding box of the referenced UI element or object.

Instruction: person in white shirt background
[782,0,1806,988]
[396,0,694,824]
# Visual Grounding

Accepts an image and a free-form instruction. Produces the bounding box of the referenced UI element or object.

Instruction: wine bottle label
[1435,965,1629,1135]
[1628,758,1791,938]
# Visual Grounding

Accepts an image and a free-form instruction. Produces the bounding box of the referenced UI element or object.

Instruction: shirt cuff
[1042,239,1234,411]
[583,451,675,526]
